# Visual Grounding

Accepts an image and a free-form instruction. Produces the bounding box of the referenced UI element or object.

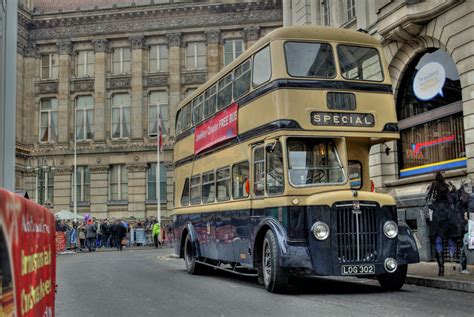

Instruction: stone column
[462,69,474,182]
[129,35,145,140]
[24,41,39,145]
[53,166,72,212]
[127,163,147,219]
[205,29,221,78]
[90,165,109,219]
[93,39,109,142]
[166,33,182,137]
[57,40,73,144]
[244,26,261,49]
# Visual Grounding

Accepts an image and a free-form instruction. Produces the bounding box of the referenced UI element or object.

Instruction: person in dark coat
[112,219,127,251]
[85,219,97,252]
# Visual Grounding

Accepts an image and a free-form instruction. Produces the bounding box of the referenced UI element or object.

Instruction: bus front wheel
[262,230,289,293]
[184,234,204,275]
[377,264,407,291]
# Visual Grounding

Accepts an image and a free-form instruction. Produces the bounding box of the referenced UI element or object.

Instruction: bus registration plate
[341,264,375,275]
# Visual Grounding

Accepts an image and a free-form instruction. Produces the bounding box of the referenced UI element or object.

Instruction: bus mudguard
[255,217,312,269]
[181,222,201,259]
[396,222,420,265]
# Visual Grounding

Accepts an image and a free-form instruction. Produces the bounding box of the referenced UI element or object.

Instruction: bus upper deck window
[217,74,233,110]
[338,45,383,81]
[204,85,217,118]
[233,60,251,99]
[287,138,345,187]
[182,103,192,130]
[266,142,284,195]
[192,95,204,125]
[252,46,271,86]
[285,42,335,78]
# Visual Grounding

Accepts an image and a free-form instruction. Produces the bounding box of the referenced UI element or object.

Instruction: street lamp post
[26,156,56,206]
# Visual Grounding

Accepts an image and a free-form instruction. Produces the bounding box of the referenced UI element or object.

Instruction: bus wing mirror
[266,142,276,153]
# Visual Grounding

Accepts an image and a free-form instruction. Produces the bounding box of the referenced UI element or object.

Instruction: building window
[74,166,90,202]
[111,94,131,139]
[36,171,54,205]
[75,96,94,140]
[224,39,244,66]
[109,165,128,201]
[397,49,463,178]
[346,0,356,21]
[185,42,206,70]
[75,51,95,77]
[147,163,166,203]
[149,45,169,72]
[40,98,58,143]
[112,48,131,75]
[41,53,59,79]
[321,1,330,26]
[148,91,169,137]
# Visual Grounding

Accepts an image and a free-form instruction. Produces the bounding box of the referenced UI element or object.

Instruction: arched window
[397,49,464,177]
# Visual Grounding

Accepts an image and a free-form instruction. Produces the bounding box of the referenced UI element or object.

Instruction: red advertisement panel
[0,189,56,317]
[194,102,238,154]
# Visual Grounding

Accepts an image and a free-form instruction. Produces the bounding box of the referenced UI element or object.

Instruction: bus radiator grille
[335,204,378,263]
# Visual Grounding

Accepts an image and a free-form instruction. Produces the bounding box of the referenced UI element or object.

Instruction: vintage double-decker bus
[172,26,419,293]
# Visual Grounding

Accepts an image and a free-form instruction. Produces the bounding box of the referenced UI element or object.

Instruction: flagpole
[156,102,161,226]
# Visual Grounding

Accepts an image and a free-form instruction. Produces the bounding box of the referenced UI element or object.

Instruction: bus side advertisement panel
[194,103,238,154]
[0,189,56,317]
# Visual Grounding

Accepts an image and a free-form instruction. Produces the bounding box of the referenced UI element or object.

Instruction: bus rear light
[371,180,375,192]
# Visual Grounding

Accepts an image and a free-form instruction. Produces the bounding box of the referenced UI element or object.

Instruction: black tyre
[184,234,204,275]
[262,230,289,293]
[377,264,407,291]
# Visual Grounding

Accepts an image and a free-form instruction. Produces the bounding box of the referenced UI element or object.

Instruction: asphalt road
[56,248,474,317]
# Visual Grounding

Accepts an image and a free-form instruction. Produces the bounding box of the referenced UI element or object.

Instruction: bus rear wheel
[184,234,204,275]
[262,230,289,293]
[377,264,407,292]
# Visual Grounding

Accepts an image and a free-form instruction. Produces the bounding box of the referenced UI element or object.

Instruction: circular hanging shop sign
[413,62,446,101]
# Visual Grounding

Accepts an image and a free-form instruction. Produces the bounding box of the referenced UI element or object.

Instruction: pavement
[56,248,474,317]
[407,262,474,293]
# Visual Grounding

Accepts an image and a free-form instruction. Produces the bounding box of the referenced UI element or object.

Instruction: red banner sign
[194,102,238,154]
[0,189,56,317]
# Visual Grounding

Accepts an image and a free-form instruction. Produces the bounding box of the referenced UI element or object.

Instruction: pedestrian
[85,219,97,252]
[96,220,102,249]
[70,224,78,252]
[426,172,465,276]
[112,219,127,251]
[101,219,109,248]
[78,226,86,251]
[152,221,161,248]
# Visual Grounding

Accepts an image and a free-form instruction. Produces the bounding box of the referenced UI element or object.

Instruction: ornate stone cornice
[126,163,148,172]
[129,35,145,50]
[244,26,261,42]
[94,39,110,53]
[181,72,207,86]
[90,165,109,173]
[36,81,59,94]
[57,39,73,55]
[107,77,131,90]
[17,38,28,56]
[166,33,182,47]
[25,41,39,58]
[205,29,221,45]
[71,79,95,92]
[55,167,73,175]
[144,75,169,88]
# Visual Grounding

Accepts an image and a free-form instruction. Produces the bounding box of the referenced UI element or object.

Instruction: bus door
[231,161,252,265]
[250,144,266,248]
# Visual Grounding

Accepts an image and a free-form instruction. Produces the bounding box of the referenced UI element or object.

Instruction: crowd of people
[56,218,172,252]
[426,172,471,276]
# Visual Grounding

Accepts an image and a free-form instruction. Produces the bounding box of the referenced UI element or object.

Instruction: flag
[157,102,164,153]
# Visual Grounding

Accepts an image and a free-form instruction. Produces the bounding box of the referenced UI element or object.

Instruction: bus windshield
[287,138,345,186]
[337,45,383,81]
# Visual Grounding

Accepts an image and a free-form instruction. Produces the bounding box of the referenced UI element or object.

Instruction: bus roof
[178,26,381,110]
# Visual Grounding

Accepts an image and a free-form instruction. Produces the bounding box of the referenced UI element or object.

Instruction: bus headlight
[312,222,329,241]
[383,221,398,239]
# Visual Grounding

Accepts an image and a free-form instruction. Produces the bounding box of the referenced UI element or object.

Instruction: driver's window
[253,146,265,197]
[266,142,284,195]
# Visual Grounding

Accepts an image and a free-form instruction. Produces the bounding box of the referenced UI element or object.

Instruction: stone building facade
[14,0,282,221]
[284,0,474,261]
